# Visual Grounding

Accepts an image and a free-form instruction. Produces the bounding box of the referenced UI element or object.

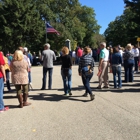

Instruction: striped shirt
[78,54,94,73]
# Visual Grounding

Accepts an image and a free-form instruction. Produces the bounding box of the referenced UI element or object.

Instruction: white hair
[44,43,50,49]
[100,42,106,48]
[24,47,28,52]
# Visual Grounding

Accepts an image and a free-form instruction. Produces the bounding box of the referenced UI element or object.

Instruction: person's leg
[61,70,68,94]
[112,66,117,88]
[23,84,31,106]
[6,70,11,91]
[124,63,128,82]
[134,57,138,72]
[84,73,95,100]
[117,66,122,88]
[42,67,47,89]
[28,71,31,83]
[15,85,23,108]
[67,69,72,95]
[98,63,106,88]
[104,62,109,87]
[48,68,53,89]
[136,57,138,72]
[82,73,93,94]
[129,63,134,82]
[0,78,4,111]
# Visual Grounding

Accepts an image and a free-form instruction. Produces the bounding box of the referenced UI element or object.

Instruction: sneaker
[64,93,69,96]
[0,106,9,113]
[103,86,109,88]
[0,110,4,113]
[68,90,72,96]
[90,94,95,101]
[4,106,9,111]
[82,93,88,97]
[134,71,136,74]
[40,88,45,90]
[96,86,101,89]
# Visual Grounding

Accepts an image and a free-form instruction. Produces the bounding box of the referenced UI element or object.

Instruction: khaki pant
[98,62,109,87]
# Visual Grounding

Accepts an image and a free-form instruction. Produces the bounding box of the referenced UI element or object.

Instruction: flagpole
[45,20,47,43]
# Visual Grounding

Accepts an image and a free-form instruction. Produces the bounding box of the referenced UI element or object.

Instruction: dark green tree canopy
[0,0,101,53]
[104,0,140,47]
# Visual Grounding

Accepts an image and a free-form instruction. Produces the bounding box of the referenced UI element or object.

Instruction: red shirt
[0,52,5,78]
[77,48,83,57]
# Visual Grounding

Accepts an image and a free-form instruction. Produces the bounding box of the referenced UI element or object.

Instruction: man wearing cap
[41,43,56,90]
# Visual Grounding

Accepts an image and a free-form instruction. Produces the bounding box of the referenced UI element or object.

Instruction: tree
[104,4,139,47]
[0,0,44,53]
[0,0,101,53]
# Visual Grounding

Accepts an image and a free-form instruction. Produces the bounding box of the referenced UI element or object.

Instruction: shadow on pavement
[7,105,19,109]
[29,93,91,102]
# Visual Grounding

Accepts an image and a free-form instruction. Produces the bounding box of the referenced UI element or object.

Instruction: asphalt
[0,65,140,140]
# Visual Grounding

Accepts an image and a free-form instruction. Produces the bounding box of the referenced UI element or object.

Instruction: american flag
[46,23,60,35]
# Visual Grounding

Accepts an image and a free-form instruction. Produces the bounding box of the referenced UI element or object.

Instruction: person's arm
[0,65,6,82]
[69,55,72,69]
[136,48,139,56]
[41,51,44,61]
[98,50,104,70]
[78,57,82,76]
[53,52,56,61]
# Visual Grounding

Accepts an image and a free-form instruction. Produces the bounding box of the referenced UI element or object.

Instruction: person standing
[10,50,31,108]
[41,43,56,90]
[111,46,122,88]
[0,52,9,113]
[2,52,11,92]
[60,47,72,95]
[78,47,95,101]
[97,42,109,89]
[123,44,134,83]
[72,50,76,65]
[24,47,32,90]
[76,46,83,64]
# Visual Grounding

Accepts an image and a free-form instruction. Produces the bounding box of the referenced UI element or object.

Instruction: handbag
[82,66,93,76]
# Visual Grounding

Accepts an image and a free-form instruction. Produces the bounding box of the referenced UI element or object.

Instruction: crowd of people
[0,42,140,113]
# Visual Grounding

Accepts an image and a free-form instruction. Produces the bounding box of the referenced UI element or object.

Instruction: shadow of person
[29,93,92,102]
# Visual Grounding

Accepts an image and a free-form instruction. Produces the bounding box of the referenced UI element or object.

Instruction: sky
[79,0,125,34]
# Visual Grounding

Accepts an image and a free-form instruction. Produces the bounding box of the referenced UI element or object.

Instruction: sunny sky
[79,0,125,34]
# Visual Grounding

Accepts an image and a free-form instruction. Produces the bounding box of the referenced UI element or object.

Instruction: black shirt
[60,55,72,68]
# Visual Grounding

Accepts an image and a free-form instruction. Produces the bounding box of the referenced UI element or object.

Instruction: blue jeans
[134,57,139,71]
[0,78,4,110]
[42,67,53,89]
[61,69,72,94]
[28,71,31,83]
[124,60,134,82]
[81,72,93,95]
[112,66,122,88]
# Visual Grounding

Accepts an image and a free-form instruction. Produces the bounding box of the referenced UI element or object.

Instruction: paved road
[0,65,140,140]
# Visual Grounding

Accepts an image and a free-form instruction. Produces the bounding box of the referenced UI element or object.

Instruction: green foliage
[0,0,101,53]
[104,0,140,47]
